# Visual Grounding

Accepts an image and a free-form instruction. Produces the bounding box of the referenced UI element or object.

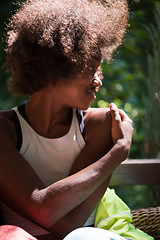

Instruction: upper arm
[84,107,113,155]
[0,115,44,222]
[70,108,113,174]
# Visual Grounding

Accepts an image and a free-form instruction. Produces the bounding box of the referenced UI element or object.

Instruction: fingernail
[110,103,117,109]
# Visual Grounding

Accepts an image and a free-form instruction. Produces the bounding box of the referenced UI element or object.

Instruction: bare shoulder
[83,107,113,154]
[83,107,111,126]
[70,107,113,173]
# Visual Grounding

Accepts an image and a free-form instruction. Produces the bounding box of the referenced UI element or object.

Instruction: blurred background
[0,0,160,209]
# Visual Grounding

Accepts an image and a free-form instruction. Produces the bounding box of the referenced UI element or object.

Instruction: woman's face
[53,59,102,110]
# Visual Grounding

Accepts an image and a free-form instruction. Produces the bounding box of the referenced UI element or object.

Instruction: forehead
[57,57,102,85]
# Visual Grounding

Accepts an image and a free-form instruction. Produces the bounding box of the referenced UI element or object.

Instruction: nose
[91,73,102,88]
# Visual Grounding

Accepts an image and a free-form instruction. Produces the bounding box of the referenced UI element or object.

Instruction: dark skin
[0,60,133,240]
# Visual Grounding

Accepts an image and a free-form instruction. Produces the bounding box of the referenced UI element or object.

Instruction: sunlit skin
[0,0,132,238]
[0,225,37,240]
[24,59,102,139]
[0,59,133,240]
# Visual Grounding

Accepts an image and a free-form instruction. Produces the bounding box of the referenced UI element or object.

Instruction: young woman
[0,0,133,239]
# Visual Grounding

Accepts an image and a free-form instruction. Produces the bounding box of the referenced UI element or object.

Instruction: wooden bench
[110,159,160,239]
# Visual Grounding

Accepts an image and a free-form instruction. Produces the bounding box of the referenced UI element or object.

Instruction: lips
[86,87,99,99]
[86,89,96,99]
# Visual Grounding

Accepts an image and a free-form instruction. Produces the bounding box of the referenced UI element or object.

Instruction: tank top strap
[76,109,85,137]
[12,108,23,151]
[13,105,85,151]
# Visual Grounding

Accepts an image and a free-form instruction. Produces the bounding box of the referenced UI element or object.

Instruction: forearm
[33,105,133,230]
[48,177,111,238]
[37,141,127,228]
[0,134,125,233]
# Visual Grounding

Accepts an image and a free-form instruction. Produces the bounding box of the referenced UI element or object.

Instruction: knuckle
[114,116,121,122]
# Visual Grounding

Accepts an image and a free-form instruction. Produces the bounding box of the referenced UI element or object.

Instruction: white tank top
[13,106,86,186]
[0,106,89,236]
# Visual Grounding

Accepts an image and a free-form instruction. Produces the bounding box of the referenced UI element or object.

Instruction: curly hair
[5,0,128,96]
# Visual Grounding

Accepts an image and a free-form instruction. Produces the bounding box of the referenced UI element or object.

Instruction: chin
[72,99,93,110]
[81,106,90,110]
[78,103,91,110]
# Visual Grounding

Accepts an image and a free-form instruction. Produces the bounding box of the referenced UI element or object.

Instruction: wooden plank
[110,159,160,185]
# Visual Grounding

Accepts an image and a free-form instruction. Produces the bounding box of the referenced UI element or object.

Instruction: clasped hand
[110,103,134,157]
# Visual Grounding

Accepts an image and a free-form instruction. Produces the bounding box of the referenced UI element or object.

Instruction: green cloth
[95,188,154,240]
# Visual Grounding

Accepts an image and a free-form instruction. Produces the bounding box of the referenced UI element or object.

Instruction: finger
[119,109,132,122]
[118,109,128,121]
[109,103,121,121]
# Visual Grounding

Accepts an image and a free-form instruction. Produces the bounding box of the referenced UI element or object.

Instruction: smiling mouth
[86,90,96,98]
[86,87,100,98]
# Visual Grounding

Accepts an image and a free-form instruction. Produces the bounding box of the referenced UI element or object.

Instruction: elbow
[29,189,57,229]
[32,206,55,229]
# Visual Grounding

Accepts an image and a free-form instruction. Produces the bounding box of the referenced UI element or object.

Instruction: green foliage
[113,185,160,209]
[0,0,159,214]
[0,0,160,158]
[0,0,27,110]
[92,0,160,158]
[142,3,160,158]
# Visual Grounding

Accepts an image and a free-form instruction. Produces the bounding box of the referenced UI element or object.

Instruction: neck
[25,87,72,138]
